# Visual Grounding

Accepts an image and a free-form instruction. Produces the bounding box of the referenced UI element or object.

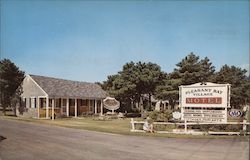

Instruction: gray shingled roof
[30,75,107,99]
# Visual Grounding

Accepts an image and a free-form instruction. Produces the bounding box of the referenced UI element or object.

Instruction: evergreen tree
[155,53,215,109]
[0,59,25,115]
[175,53,215,85]
[103,61,166,111]
[199,57,215,82]
[213,65,249,109]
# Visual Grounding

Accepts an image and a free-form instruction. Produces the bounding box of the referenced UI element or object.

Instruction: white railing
[130,118,250,135]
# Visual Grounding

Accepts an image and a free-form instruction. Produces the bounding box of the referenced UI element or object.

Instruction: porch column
[52,98,55,120]
[46,96,49,119]
[66,98,69,117]
[94,99,97,114]
[74,98,77,118]
[37,97,40,118]
[60,98,63,115]
[100,100,103,116]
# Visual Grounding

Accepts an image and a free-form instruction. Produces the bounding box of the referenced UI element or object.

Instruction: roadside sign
[228,109,242,118]
[173,111,181,119]
[179,82,231,123]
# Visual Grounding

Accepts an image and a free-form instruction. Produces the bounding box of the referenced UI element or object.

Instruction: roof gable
[22,75,47,97]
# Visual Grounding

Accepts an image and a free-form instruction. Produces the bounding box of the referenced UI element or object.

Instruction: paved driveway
[0,119,249,160]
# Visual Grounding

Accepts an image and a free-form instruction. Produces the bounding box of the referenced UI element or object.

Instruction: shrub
[143,110,172,122]
[153,124,176,131]
[226,124,242,132]
[190,124,243,132]
[247,125,250,132]
[125,113,141,118]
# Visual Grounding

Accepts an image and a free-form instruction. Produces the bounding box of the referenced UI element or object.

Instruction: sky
[0,0,249,82]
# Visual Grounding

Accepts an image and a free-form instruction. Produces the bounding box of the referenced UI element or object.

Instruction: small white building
[18,74,107,119]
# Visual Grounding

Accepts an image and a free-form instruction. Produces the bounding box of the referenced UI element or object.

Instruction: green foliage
[102,61,166,111]
[0,59,25,115]
[153,124,176,131]
[101,52,248,112]
[212,65,249,108]
[190,124,242,132]
[143,110,172,122]
[155,53,215,108]
[175,53,215,85]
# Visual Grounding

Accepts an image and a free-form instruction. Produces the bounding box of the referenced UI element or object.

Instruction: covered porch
[25,97,104,120]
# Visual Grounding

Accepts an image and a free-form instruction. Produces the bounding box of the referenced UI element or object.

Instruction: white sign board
[173,111,182,119]
[179,82,231,123]
[103,97,120,110]
[180,83,230,108]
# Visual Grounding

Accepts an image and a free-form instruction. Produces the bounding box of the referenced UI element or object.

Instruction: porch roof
[30,74,108,99]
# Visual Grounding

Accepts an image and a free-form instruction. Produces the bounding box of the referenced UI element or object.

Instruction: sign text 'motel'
[186,97,222,104]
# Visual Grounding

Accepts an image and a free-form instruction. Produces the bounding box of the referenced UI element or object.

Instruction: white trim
[38,96,47,98]
[46,96,49,119]
[60,98,63,115]
[52,98,55,120]
[180,82,230,88]
[27,75,48,96]
[37,97,40,118]
[100,100,103,116]
[66,98,69,117]
[75,98,77,117]
[94,99,97,114]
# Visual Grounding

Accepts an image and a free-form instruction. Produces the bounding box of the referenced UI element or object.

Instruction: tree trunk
[148,93,152,111]
[130,99,134,110]
[13,104,17,116]
[169,99,175,110]
[139,96,144,117]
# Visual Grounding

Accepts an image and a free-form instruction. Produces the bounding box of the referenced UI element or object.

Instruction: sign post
[184,119,187,133]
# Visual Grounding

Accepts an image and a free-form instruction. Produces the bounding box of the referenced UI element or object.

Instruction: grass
[1,115,249,140]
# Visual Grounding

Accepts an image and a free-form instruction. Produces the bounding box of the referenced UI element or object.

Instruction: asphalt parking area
[0,119,249,160]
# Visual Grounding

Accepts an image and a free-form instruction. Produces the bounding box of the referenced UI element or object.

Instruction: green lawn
[1,115,137,135]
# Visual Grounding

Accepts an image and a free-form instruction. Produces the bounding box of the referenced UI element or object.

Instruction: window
[29,98,31,108]
[40,98,46,108]
[81,99,87,106]
[62,99,67,106]
[49,99,52,107]
[30,98,36,108]
[69,99,75,106]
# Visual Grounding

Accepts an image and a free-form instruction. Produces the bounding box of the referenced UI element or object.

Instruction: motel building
[17,74,108,120]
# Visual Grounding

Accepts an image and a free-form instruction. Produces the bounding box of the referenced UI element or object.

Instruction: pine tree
[155,53,215,109]
[103,61,166,112]
[0,59,25,115]
[213,65,249,108]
